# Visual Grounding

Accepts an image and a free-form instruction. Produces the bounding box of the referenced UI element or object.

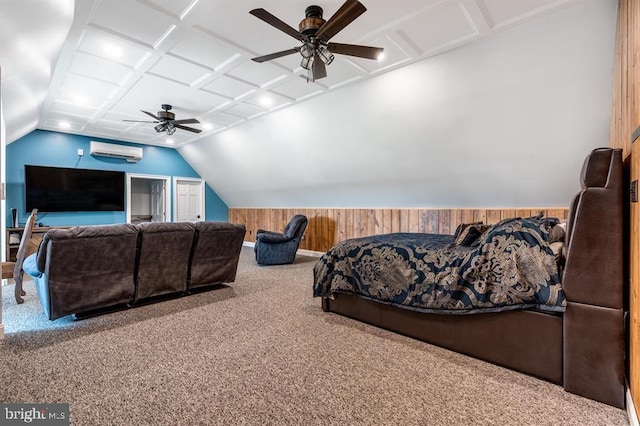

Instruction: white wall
[179,0,618,209]
[0,0,74,144]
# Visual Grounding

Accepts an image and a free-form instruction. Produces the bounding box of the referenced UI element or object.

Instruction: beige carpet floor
[0,247,629,425]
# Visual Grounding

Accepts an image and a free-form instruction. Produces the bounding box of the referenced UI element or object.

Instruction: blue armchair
[254,214,308,265]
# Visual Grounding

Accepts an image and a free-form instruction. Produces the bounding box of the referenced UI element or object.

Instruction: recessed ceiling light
[377,52,385,61]
[260,96,273,107]
[166,138,174,145]
[59,121,71,129]
[103,42,122,58]
[202,123,213,131]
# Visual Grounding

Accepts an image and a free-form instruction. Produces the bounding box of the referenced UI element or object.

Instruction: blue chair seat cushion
[23,253,42,278]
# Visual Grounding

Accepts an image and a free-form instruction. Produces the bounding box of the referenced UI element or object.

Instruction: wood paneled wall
[229,208,568,253]
[611,0,639,415]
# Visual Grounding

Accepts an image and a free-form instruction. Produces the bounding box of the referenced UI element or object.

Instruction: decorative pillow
[22,253,42,278]
[454,223,490,246]
[548,222,566,243]
[549,241,566,276]
[549,241,564,260]
[453,221,482,241]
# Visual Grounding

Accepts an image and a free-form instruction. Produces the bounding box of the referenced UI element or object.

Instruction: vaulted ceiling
[2,0,583,148]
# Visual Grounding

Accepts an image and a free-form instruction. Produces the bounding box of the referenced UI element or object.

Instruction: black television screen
[25,165,125,212]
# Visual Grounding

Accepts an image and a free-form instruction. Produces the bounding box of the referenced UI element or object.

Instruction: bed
[313,147,626,408]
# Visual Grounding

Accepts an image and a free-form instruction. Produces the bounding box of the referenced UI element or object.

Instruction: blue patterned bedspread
[313,217,566,314]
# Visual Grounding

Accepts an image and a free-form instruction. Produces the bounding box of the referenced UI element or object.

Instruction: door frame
[126,173,172,224]
[173,177,205,222]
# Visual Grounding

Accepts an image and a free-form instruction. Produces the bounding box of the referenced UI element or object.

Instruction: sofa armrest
[36,233,51,273]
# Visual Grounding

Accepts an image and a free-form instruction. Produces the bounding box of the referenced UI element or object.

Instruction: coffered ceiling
[5,0,582,147]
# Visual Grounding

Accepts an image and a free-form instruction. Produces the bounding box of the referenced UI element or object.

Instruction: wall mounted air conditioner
[90,141,143,163]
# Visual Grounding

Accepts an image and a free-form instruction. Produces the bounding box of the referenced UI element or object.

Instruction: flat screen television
[25,165,125,212]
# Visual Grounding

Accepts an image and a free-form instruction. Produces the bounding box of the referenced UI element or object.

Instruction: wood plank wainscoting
[229,208,568,254]
[611,0,640,419]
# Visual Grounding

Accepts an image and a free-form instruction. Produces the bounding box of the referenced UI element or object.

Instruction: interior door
[175,179,203,222]
[150,180,165,222]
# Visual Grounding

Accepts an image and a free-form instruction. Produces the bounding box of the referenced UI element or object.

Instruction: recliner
[254,215,308,265]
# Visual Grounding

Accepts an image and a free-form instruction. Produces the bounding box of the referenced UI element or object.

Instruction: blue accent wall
[6,130,228,226]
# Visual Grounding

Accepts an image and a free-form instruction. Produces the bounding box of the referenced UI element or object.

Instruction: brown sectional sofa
[22,221,246,320]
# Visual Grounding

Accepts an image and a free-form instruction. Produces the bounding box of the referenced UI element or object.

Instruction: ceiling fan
[123,104,201,135]
[250,0,383,81]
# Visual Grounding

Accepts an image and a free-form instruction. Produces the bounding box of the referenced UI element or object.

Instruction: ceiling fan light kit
[249,0,383,82]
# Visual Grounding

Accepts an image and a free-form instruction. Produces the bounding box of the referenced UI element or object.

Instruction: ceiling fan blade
[315,0,367,42]
[171,118,200,125]
[123,120,159,123]
[141,110,161,120]
[328,43,383,60]
[312,54,327,81]
[250,8,304,42]
[174,124,202,134]
[252,47,300,63]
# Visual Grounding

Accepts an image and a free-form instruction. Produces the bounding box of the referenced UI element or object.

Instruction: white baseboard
[242,241,324,258]
[628,388,639,426]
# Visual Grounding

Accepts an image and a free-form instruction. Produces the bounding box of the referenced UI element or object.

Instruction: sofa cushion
[189,222,246,289]
[39,223,140,320]
[134,222,196,301]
